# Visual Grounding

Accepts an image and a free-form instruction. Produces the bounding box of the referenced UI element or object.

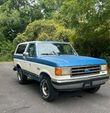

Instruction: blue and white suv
[13,41,109,101]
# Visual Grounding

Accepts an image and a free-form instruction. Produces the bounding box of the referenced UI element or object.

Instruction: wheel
[84,86,100,93]
[40,76,59,102]
[17,68,27,84]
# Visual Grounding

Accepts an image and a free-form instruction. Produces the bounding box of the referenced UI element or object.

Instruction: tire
[40,76,59,102]
[17,68,27,84]
[84,86,100,93]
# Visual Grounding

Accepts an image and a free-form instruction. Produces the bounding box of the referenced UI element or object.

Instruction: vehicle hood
[38,55,107,67]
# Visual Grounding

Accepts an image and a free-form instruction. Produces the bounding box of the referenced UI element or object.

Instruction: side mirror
[23,52,29,57]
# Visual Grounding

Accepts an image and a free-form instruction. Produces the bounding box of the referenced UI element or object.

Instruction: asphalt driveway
[0,62,110,113]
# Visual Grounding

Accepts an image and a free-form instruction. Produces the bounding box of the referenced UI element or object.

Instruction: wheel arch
[16,64,21,68]
[39,72,51,81]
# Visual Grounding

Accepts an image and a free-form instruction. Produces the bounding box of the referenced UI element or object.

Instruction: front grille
[71,65,101,76]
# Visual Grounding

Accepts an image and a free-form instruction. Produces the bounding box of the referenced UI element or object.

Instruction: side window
[16,44,27,54]
[27,43,36,57]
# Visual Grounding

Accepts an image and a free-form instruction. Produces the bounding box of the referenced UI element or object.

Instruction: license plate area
[83,81,92,88]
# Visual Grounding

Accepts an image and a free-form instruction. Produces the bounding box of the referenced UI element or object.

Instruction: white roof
[18,41,70,45]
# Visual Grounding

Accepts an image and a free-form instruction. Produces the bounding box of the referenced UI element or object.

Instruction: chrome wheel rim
[17,71,22,81]
[42,81,49,97]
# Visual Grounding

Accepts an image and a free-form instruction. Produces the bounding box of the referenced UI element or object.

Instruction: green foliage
[38,0,64,19]
[14,20,76,44]
[0,40,14,61]
[59,0,110,59]
[0,53,12,62]
[0,0,110,63]
[0,0,43,61]
[0,0,43,41]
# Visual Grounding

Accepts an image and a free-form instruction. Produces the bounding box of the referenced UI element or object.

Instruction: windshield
[37,43,77,55]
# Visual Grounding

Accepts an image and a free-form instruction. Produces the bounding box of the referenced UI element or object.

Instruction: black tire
[17,68,27,84]
[40,76,58,102]
[84,86,100,93]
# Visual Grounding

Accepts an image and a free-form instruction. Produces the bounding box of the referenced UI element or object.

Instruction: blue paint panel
[39,55,107,67]
[14,55,58,67]
[14,55,107,67]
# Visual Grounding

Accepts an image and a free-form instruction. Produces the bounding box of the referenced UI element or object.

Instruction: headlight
[55,67,71,76]
[62,67,71,75]
[101,65,108,71]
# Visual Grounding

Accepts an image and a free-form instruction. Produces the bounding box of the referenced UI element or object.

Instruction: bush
[75,37,110,57]
[0,40,14,61]
[0,53,12,61]
[14,19,76,44]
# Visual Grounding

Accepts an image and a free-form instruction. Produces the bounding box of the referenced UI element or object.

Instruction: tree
[14,20,76,44]
[59,0,110,57]
[38,0,65,19]
[0,0,43,60]
[0,0,110,62]
[0,0,43,41]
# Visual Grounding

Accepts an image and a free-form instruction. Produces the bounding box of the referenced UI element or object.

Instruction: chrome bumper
[52,74,109,90]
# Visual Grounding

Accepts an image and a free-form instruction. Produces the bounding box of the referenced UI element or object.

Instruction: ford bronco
[13,41,109,101]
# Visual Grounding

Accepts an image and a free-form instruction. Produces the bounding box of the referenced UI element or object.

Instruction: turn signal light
[55,68,62,76]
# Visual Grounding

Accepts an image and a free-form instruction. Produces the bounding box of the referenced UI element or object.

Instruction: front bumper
[52,74,109,90]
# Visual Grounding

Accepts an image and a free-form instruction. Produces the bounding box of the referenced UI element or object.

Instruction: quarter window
[16,44,27,54]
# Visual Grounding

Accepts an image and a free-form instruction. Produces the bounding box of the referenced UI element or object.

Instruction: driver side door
[25,43,37,74]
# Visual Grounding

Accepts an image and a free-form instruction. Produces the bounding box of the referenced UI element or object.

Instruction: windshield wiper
[41,53,54,55]
[52,51,61,55]
[41,51,60,55]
